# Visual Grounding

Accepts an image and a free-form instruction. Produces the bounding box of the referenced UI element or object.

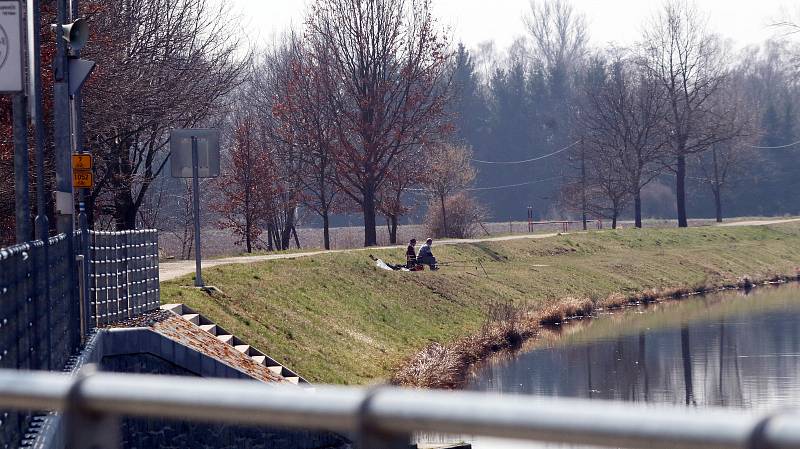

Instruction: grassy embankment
[161,223,800,386]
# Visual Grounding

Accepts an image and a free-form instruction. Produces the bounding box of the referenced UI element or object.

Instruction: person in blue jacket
[417,238,438,270]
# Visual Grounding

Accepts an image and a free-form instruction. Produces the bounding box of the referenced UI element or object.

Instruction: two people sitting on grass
[406,239,439,270]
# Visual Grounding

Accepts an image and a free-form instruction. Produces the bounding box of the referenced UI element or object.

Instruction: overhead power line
[470,141,579,165]
[749,140,800,149]
[407,176,561,194]
[466,176,562,191]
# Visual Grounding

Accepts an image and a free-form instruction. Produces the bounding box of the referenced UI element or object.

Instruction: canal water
[425,284,800,448]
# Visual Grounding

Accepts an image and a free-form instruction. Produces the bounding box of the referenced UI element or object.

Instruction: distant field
[161,222,800,385]
[157,216,783,259]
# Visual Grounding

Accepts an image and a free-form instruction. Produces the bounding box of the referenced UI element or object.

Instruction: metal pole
[53,0,74,237]
[581,139,587,231]
[28,0,52,371]
[13,92,31,243]
[191,136,204,287]
[27,0,48,242]
[69,0,91,334]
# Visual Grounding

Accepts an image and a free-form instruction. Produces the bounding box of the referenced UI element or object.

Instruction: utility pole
[53,0,74,236]
[580,139,587,231]
[13,91,31,243]
[712,147,722,223]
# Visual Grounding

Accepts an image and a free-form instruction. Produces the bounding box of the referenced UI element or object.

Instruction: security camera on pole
[51,4,93,235]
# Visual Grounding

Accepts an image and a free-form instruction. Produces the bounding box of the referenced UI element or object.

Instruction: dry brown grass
[393,273,800,389]
[392,301,538,389]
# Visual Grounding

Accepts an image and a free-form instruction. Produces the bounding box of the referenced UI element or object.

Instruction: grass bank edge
[160,223,800,386]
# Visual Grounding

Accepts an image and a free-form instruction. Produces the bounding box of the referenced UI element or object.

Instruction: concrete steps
[161,303,310,386]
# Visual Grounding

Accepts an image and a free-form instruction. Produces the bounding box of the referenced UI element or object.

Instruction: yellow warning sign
[72,154,93,170]
[73,170,93,188]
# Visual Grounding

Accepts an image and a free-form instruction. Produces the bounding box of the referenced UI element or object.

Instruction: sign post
[170,129,220,288]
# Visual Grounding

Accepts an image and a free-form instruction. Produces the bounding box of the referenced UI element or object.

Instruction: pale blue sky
[229,0,797,52]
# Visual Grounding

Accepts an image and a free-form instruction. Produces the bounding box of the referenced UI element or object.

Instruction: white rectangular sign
[0,0,23,93]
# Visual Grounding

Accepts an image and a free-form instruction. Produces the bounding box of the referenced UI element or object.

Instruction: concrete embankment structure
[25,309,348,449]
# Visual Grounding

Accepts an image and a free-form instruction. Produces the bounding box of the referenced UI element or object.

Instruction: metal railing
[88,229,160,326]
[0,368,798,449]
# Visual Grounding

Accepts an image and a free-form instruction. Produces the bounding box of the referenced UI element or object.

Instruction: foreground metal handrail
[0,369,798,449]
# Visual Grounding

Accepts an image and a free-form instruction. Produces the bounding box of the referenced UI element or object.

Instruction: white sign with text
[0,1,23,93]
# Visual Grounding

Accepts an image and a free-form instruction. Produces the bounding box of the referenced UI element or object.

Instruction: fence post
[65,366,121,449]
[76,254,87,341]
[358,389,410,449]
[80,206,91,335]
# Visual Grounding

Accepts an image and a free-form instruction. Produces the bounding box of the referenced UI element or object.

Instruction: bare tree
[569,145,631,228]
[425,192,488,239]
[524,0,588,75]
[578,52,667,228]
[249,37,306,251]
[640,1,736,227]
[379,150,425,245]
[424,143,476,237]
[305,0,453,246]
[212,113,277,253]
[273,38,341,250]
[82,0,247,229]
[693,73,759,222]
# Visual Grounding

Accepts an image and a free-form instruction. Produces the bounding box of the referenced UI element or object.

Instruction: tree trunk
[363,188,378,246]
[281,210,294,250]
[439,193,448,238]
[245,220,252,253]
[272,224,281,251]
[266,225,274,251]
[634,189,642,228]
[322,212,331,250]
[612,213,618,229]
[292,226,301,249]
[113,189,137,230]
[714,188,723,223]
[389,214,398,244]
[676,154,688,228]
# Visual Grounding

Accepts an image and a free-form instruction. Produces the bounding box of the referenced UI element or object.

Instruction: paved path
[159,218,800,282]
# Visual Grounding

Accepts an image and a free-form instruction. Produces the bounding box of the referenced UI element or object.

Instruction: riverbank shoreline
[161,222,800,385]
[391,273,800,389]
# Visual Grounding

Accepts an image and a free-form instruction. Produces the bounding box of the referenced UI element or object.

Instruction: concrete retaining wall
[25,328,350,449]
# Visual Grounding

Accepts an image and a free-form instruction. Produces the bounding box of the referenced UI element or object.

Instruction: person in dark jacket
[417,238,438,270]
[406,239,417,268]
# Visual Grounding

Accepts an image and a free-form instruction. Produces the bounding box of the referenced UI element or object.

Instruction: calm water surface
[424,284,800,448]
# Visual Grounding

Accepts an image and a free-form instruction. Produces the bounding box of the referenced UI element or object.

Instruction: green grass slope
[161,223,800,385]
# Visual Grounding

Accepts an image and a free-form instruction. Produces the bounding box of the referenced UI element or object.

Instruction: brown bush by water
[391,300,537,389]
[392,272,799,390]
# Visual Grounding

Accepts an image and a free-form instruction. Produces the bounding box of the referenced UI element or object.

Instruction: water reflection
[467,285,800,410]
[421,285,800,448]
